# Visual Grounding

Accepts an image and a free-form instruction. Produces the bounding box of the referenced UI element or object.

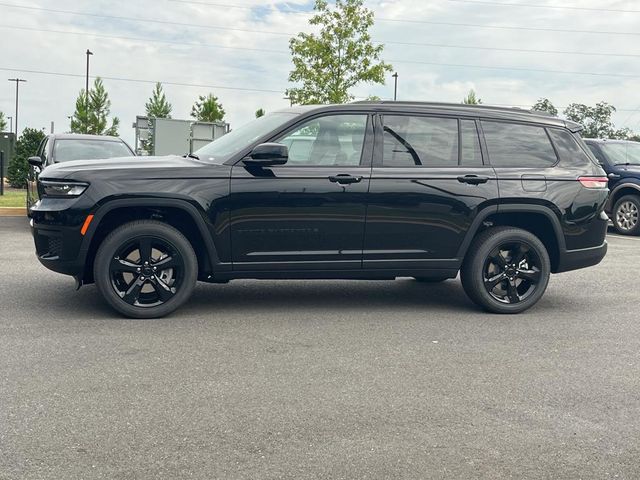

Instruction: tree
[7,127,45,188]
[285,0,392,105]
[462,89,482,105]
[145,82,172,118]
[0,111,7,132]
[563,101,629,139]
[191,94,225,122]
[70,77,120,136]
[532,98,558,116]
[255,108,265,118]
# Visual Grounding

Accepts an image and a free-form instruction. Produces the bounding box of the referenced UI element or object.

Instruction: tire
[612,195,640,236]
[460,227,551,314]
[94,220,198,318]
[413,277,449,283]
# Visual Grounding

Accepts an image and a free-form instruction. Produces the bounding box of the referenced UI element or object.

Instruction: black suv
[584,139,640,235]
[30,102,609,318]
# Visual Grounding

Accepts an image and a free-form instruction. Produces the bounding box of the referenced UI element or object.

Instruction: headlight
[40,180,89,197]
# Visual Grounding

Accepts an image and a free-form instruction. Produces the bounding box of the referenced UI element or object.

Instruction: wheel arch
[457,204,565,273]
[79,198,219,283]
[608,182,640,211]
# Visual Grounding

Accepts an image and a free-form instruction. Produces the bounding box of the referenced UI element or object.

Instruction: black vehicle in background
[27,134,135,214]
[30,102,609,318]
[584,139,640,235]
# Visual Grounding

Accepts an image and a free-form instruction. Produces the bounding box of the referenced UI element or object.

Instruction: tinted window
[482,121,557,168]
[275,114,367,166]
[548,129,593,167]
[53,139,132,162]
[460,120,483,166]
[382,116,459,167]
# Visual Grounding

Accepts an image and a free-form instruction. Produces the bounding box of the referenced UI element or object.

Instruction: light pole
[8,78,26,135]
[85,49,93,103]
[392,72,398,101]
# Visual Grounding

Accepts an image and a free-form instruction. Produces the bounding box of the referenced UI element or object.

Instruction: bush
[7,128,45,188]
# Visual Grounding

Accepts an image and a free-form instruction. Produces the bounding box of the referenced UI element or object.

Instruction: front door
[229,113,373,271]
[363,114,499,270]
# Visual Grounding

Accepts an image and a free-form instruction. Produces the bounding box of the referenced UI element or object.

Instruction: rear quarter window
[481,121,557,168]
[548,129,597,168]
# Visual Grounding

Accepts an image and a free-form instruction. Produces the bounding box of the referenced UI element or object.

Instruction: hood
[40,155,229,181]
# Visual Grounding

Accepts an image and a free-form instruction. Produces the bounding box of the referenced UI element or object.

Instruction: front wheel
[94,220,198,318]
[612,195,640,236]
[461,227,550,314]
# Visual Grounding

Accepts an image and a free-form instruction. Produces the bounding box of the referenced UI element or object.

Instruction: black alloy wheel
[94,220,197,318]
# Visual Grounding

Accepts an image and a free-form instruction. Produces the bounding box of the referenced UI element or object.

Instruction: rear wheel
[94,220,197,318]
[461,227,550,314]
[612,195,640,236]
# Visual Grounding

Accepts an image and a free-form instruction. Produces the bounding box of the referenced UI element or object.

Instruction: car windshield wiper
[184,153,200,160]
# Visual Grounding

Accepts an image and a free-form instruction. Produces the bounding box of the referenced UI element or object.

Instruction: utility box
[133,116,229,156]
[0,131,16,179]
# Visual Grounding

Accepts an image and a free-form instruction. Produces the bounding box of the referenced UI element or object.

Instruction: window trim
[479,119,560,169]
[264,112,374,168]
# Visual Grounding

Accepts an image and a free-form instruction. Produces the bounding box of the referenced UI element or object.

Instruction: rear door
[229,113,373,271]
[363,114,498,270]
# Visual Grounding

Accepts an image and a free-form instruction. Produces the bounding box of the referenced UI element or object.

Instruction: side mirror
[243,143,288,166]
[28,156,43,168]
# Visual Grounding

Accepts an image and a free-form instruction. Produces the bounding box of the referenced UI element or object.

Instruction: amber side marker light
[578,177,609,189]
[80,214,94,236]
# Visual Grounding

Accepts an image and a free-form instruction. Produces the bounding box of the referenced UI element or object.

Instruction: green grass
[0,189,27,208]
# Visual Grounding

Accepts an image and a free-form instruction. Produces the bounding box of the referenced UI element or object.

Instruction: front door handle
[457,174,489,185]
[329,174,362,185]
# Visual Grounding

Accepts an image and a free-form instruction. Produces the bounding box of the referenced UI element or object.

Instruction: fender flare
[79,197,220,273]
[608,182,640,210]
[455,203,566,260]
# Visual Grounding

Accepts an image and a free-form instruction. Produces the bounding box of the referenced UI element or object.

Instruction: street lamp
[8,78,26,135]
[392,72,398,101]
[85,49,93,104]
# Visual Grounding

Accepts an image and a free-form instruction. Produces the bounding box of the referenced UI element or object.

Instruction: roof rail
[350,100,554,116]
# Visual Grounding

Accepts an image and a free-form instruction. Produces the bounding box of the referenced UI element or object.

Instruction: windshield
[53,139,133,162]
[601,142,640,166]
[194,112,299,163]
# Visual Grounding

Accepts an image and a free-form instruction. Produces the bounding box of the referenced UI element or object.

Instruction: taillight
[578,176,609,189]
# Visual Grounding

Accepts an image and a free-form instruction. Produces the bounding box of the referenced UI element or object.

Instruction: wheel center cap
[142,266,153,276]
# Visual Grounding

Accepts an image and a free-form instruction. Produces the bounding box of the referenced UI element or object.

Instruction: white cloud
[1,0,639,145]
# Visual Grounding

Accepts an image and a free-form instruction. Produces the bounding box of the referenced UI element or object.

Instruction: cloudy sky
[1,0,640,146]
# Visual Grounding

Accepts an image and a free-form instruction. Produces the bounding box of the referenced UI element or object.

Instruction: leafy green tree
[70,77,120,136]
[191,94,225,122]
[145,82,172,118]
[255,108,265,118]
[285,0,392,105]
[0,111,7,131]
[7,127,45,188]
[532,98,558,116]
[462,89,482,105]
[563,101,630,139]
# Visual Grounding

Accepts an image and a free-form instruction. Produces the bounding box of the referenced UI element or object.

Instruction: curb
[0,207,27,217]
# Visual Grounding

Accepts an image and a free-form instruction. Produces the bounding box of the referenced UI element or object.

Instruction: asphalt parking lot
[1,216,639,479]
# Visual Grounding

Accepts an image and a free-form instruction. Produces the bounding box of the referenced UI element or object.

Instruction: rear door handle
[329,174,362,185]
[457,174,489,185]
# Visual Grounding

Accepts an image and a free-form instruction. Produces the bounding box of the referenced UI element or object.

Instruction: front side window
[275,114,368,166]
[382,116,459,167]
[53,139,133,162]
[482,121,557,168]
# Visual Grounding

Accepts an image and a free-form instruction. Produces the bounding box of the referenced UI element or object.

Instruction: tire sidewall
[94,221,198,318]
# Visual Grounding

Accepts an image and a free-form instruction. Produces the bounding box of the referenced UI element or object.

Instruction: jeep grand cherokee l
[30,102,609,318]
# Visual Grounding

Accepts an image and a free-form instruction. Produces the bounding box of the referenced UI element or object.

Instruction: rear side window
[482,121,557,168]
[460,120,483,166]
[547,129,594,167]
[382,116,459,167]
